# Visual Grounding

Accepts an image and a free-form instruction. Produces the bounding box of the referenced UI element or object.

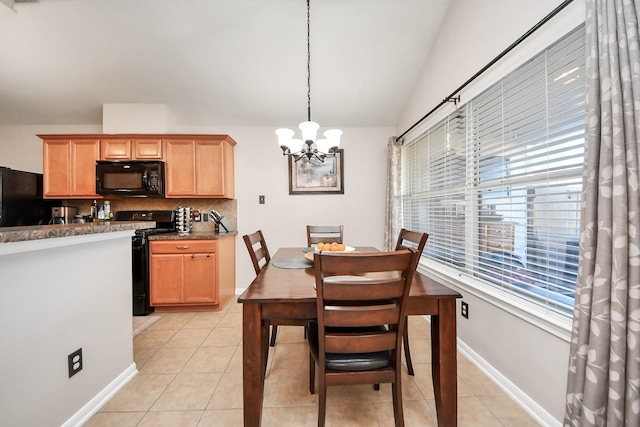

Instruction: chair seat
[307,321,391,371]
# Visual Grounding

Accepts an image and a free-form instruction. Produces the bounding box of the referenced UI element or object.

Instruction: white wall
[0,232,136,427]
[398,0,585,424]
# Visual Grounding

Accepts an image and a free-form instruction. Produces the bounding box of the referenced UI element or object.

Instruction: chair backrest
[307,225,344,246]
[243,230,271,276]
[395,228,429,256]
[313,249,420,358]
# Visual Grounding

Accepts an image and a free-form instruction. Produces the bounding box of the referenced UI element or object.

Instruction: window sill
[417,260,573,342]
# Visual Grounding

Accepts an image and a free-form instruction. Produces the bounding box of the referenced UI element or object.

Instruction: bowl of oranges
[305,242,355,261]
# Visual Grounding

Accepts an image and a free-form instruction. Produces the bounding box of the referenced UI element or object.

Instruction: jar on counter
[103,201,111,217]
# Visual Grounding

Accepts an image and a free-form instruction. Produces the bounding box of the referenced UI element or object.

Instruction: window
[401,25,585,317]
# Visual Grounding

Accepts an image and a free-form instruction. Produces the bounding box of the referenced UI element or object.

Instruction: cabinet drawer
[151,240,217,254]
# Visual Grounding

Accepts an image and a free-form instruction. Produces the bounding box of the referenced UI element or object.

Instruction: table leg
[243,303,265,427]
[431,300,457,427]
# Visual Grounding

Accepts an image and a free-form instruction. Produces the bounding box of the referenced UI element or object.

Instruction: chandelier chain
[275,0,342,162]
[306,0,311,122]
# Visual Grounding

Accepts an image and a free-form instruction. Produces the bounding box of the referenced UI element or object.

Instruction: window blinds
[401,25,585,316]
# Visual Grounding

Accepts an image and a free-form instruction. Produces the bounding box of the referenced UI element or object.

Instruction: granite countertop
[0,221,155,244]
[149,231,238,241]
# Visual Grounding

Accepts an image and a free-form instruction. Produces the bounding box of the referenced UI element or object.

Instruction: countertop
[0,221,154,244]
[149,231,238,241]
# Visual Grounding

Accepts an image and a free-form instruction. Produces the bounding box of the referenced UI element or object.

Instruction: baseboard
[456,339,561,427]
[61,363,138,427]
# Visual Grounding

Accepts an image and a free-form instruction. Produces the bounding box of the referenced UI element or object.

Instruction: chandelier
[276,0,342,162]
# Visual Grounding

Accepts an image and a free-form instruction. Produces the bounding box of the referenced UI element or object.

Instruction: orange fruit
[337,244,345,251]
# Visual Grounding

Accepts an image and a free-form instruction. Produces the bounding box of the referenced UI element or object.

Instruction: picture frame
[288,149,344,195]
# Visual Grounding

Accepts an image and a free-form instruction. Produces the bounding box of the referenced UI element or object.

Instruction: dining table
[237,246,462,427]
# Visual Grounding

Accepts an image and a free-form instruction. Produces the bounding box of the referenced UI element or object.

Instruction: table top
[238,246,461,304]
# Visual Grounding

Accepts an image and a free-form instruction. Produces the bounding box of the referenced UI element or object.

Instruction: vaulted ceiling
[0,0,452,128]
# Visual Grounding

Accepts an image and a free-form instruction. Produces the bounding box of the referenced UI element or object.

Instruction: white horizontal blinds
[401,112,467,265]
[401,24,585,317]
[469,25,585,315]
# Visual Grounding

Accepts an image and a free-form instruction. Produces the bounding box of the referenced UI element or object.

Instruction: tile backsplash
[65,198,237,232]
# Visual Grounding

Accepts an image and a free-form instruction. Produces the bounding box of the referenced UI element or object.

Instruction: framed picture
[289,149,344,195]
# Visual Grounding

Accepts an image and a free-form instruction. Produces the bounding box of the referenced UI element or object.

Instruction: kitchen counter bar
[0,221,154,244]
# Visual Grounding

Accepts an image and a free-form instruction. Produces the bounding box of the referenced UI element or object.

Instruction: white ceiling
[0,0,452,128]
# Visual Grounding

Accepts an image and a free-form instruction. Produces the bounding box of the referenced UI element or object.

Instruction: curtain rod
[396,0,574,142]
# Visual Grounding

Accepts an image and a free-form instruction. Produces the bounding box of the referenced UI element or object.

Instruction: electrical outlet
[259,195,265,204]
[68,348,83,378]
[201,212,208,222]
[461,301,469,319]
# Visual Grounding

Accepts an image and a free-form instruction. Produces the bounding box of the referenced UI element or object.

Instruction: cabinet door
[43,140,72,197]
[101,139,131,160]
[134,139,163,159]
[195,140,225,196]
[150,253,184,304]
[165,139,196,196]
[71,140,101,197]
[184,252,217,303]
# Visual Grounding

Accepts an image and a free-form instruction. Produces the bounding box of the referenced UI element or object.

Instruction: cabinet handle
[207,253,211,258]
[176,245,190,249]
[191,254,195,259]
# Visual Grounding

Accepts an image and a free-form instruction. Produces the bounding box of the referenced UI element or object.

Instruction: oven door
[96,161,164,197]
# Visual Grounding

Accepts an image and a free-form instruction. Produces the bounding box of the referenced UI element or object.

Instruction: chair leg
[262,322,270,377]
[392,381,405,427]
[318,374,327,427]
[309,353,316,394]
[403,317,415,376]
[270,324,278,346]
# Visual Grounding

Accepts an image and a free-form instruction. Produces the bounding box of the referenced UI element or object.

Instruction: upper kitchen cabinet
[101,138,163,160]
[41,136,101,199]
[165,135,235,198]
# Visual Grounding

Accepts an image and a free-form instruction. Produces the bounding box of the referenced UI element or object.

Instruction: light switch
[259,195,265,204]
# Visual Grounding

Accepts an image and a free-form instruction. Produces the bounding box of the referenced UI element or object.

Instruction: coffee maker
[50,206,77,224]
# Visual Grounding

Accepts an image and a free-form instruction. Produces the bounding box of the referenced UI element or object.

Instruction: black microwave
[96,161,165,197]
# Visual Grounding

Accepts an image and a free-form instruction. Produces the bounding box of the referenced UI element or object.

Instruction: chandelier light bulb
[315,138,329,154]
[323,129,343,149]
[276,128,295,148]
[299,121,319,142]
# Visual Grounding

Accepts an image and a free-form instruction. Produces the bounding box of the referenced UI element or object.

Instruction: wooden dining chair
[306,225,344,247]
[395,228,429,376]
[308,248,420,427]
[242,230,275,372]
[242,230,277,347]
[243,230,308,351]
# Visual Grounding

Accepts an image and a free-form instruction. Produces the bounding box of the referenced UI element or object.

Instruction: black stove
[114,210,176,316]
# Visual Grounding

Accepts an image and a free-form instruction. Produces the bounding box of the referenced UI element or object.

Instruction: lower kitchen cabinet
[149,236,235,311]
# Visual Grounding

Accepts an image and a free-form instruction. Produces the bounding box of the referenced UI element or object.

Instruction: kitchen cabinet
[40,133,235,200]
[41,137,101,199]
[101,138,163,160]
[165,135,235,198]
[149,235,235,310]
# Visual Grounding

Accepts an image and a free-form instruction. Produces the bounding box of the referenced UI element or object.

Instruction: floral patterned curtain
[564,0,640,425]
[384,136,403,251]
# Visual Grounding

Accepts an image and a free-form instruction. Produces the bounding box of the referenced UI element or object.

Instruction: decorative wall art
[288,149,344,195]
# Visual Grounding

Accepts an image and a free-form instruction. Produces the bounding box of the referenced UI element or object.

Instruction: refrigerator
[0,166,59,227]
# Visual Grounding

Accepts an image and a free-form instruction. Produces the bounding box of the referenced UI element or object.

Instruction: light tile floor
[85,297,541,426]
